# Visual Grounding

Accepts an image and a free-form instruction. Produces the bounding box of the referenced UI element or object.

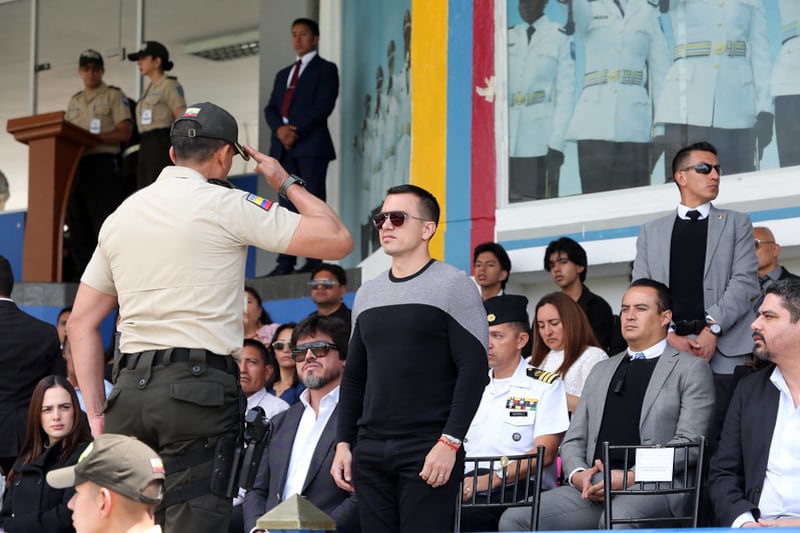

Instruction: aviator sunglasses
[679,162,721,175]
[291,341,339,362]
[372,210,430,229]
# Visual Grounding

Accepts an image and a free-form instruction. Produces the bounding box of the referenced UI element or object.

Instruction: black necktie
[686,210,701,221]
[527,24,535,43]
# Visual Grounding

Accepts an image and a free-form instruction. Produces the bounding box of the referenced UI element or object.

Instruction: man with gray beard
[709,279,800,527]
[243,315,359,532]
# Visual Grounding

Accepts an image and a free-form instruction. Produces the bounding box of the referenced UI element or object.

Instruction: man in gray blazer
[631,141,759,448]
[243,315,359,533]
[499,279,715,530]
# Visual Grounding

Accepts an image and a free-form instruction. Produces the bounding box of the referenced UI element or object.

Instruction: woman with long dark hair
[0,375,91,532]
[244,286,279,345]
[266,322,305,405]
[531,292,607,413]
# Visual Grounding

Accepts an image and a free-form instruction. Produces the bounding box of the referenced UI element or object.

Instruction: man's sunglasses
[371,210,430,229]
[291,341,339,362]
[680,162,721,175]
[271,341,291,351]
[754,239,775,250]
[308,279,337,290]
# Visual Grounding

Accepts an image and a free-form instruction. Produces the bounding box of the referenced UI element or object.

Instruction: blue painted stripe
[500,206,800,251]
[263,293,356,324]
[444,0,473,270]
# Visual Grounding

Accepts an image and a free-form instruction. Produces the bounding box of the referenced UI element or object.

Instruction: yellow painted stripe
[410,0,448,259]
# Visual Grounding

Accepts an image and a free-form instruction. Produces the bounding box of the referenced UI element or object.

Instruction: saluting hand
[243,145,290,193]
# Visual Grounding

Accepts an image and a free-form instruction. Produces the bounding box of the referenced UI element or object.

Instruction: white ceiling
[0,0,287,212]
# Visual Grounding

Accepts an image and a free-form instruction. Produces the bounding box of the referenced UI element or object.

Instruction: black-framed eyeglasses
[291,341,339,361]
[271,341,291,351]
[680,162,721,175]
[755,239,776,249]
[308,279,337,290]
[371,210,430,230]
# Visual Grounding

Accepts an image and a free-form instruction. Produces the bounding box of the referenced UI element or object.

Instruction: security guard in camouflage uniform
[128,41,186,190]
[64,49,132,280]
[65,102,353,533]
[460,294,570,531]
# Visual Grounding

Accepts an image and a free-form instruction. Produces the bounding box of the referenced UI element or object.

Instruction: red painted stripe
[470,0,496,254]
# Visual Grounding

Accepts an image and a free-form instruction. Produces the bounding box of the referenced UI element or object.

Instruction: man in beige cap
[48,433,165,533]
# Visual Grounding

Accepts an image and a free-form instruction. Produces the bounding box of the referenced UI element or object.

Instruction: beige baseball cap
[47,434,165,505]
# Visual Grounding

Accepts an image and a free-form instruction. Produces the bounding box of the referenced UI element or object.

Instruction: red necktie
[281,60,302,119]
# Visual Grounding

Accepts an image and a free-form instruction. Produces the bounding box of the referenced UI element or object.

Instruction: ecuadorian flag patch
[246,193,273,211]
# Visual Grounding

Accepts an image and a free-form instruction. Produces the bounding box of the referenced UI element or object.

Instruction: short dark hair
[291,315,349,360]
[765,278,800,323]
[473,242,512,290]
[311,263,347,286]
[0,255,13,296]
[243,338,272,366]
[292,17,319,37]
[629,278,672,313]
[672,141,718,175]
[171,120,228,162]
[386,184,440,226]
[57,306,72,321]
[544,237,588,283]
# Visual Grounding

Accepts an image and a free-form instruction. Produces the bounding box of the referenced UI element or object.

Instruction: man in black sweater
[332,185,488,532]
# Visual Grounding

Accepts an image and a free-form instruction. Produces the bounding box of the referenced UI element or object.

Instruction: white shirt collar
[0,297,13,303]
[627,338,667,360]
[677,202,711,220]
[299,384,340,410]
[156,165,208,183]
[296,50,318,66]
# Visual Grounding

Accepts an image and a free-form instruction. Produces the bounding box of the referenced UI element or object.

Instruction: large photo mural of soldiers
[341,2,411,259]
[506,0,798,203]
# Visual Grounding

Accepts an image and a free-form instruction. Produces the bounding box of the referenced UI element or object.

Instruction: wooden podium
[7,111,98,282]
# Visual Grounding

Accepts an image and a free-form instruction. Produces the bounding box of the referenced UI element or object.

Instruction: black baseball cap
[170,102,250,160]
[127,41,169,62]
[79,49,104,68]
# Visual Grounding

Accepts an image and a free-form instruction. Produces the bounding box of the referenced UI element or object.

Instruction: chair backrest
[454,445,545,533]
[602,437,705,529]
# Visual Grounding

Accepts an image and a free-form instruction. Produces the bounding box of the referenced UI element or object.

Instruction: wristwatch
[279,174,306,198]
[706,322,721,336]
[441,434,462,447]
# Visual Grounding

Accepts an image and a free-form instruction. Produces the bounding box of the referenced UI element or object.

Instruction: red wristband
[438,436,460,451]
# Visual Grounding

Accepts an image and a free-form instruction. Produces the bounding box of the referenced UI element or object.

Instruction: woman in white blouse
[530,292,608,413]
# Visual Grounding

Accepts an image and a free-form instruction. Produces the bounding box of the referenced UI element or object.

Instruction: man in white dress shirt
[709,279,800,527]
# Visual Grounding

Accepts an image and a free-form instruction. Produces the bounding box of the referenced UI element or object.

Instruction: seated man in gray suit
[499,279,715,530]
[243,315,359,533]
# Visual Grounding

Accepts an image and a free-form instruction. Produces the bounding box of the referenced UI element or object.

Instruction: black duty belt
[119,347,232,373]
[139,128,171,137]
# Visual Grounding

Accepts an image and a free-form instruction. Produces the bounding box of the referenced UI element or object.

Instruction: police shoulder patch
[245,193,273,211]
[527,367,559,384]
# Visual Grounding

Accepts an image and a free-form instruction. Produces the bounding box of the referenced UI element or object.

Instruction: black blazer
[0,301,62,459]
[0,440,89,532]
[264,54,339,161]
[242,402,359,532]
[708,365,779,526]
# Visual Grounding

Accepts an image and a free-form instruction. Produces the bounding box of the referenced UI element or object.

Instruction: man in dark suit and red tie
[265,18,340,276]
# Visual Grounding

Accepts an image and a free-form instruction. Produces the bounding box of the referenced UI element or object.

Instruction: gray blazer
[632,205,759,372]
[562,346,715,513]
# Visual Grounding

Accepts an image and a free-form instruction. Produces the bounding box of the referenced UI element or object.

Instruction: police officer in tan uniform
[66,102,352,533]
[128,41,186,190]
[65,49,132,280]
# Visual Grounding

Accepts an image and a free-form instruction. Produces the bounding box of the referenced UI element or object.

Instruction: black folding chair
[454,445,545,533]
[602,437,705,529]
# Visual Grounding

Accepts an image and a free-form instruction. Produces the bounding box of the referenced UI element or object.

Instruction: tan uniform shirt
[65,82,131,155]
[81,165,301,357]
[137,75,186,132]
